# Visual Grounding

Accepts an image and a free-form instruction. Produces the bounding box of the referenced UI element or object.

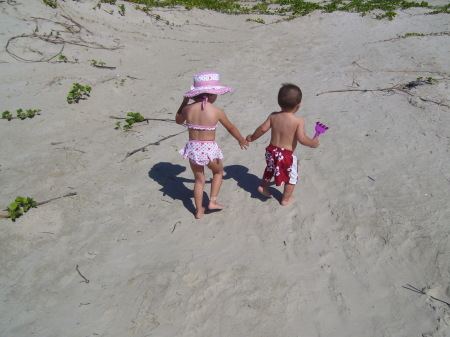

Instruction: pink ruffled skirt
[178,140,224,166]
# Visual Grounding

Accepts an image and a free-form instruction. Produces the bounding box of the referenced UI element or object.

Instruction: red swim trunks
[262,144,298,186]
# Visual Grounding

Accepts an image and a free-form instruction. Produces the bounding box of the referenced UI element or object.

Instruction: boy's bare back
[267,112,308,151]
[247,110,317,150]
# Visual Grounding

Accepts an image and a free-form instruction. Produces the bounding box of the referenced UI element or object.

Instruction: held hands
[246,134,253,142]
[239,138,249,150]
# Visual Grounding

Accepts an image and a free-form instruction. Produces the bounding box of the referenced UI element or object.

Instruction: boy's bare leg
[258,179,273,198]
[207,159,224,210]
[281,183,295,206]
[189,161,206,219]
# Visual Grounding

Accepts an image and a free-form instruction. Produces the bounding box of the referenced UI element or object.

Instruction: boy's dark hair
[278,83,302,110]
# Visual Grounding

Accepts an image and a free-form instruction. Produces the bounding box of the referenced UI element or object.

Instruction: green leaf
[2,110,12,120]
[8,202,19,211]
[28,198,37,207]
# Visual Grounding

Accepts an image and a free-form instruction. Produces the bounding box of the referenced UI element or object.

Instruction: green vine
[6,197,37,222]
[123,112,145,130]
[2,109,41,121]
[124,0,448,20]
[67,83,92,104]
[43,0,57,8]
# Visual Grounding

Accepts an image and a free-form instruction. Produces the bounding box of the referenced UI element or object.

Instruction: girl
[176,71,248,219]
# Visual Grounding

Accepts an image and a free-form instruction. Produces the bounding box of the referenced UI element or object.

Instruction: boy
[246,83,319,205]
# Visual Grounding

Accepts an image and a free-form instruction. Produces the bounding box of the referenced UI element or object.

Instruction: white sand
[1,1,449,336]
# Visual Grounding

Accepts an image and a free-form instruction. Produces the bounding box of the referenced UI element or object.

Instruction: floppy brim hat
[184,71,233,97]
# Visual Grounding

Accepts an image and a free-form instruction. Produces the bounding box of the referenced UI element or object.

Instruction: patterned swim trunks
[262,144,298,186]
[178,140,223,166]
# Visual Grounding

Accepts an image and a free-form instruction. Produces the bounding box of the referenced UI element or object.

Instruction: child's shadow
[148,162,196,215]
[223,164,282,201]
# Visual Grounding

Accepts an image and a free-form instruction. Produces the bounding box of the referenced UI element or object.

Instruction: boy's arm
[218,109,248,150]
[246,116,271,142]
[296,118,319,148]
[175,97,190,124]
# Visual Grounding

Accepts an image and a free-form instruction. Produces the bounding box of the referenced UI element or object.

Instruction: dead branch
[316,84,450,109]
[378,31,450,43]
[76,265,90,283]
[109,116,175,123]
[92,64,116,70]
[5,15,121,63]
[352,61,372,72]
[123,130,186,161]
[317,86,400,96]
[403,284,450,307]
[36,192,77,207]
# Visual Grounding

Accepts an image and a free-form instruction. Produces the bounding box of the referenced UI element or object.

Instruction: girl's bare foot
[258,186,273,198]
[195,207,206,219]
[281,196,295,206]
[208,198,224,210]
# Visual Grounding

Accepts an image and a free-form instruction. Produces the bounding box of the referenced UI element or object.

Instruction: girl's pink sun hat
[184,71,233,97]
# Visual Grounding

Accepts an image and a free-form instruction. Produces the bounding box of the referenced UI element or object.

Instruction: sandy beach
[1,1,449,336]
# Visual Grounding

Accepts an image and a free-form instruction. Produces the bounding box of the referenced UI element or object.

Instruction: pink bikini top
[185,123,217,131]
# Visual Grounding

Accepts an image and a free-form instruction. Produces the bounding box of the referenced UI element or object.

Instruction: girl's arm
[218,109,248,150]
[246,116,271,142]
[175,97,190,124]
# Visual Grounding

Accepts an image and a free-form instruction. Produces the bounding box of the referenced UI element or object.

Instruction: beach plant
[91,59,106,67]
[405,76,438,88]
[16,108,27,120]
[43,0,57,8]
[25,109,41,118]
[115,121,121,129]
[124,112,145,130]
[119,4,126,15]
[58,54,68,63]
[67,83,91,104]
[247,18,265,24]
[6,197,37,222]
[2,110,13,120]
[2,109,41,120]
[124,0,447,21]
[100,0,117,4]
[91,59,116,69]
[397,31,450,39]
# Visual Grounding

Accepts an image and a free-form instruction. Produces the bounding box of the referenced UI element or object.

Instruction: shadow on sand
[223,164,282,201]
[149,163,281,216]
[148,162,196,215]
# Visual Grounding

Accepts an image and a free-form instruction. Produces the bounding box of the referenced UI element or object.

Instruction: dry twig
[110,116,175,123]
[403,284,450,307]
[76,265,90,283]
[317,84,450,109]
[123,130,186,161]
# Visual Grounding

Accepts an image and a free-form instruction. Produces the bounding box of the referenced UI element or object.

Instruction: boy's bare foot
[195,207,206,219]
[208,200,224,210]
[281,196,295,206]
[258,186,273,198]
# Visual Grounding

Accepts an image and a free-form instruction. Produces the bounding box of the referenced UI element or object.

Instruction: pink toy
[314,122,329,138]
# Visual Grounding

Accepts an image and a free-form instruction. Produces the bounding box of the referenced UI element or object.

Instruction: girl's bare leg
[189,161,206,219]
[206,158,224,210]
[281,183,295,206]
[258,179,272,198]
